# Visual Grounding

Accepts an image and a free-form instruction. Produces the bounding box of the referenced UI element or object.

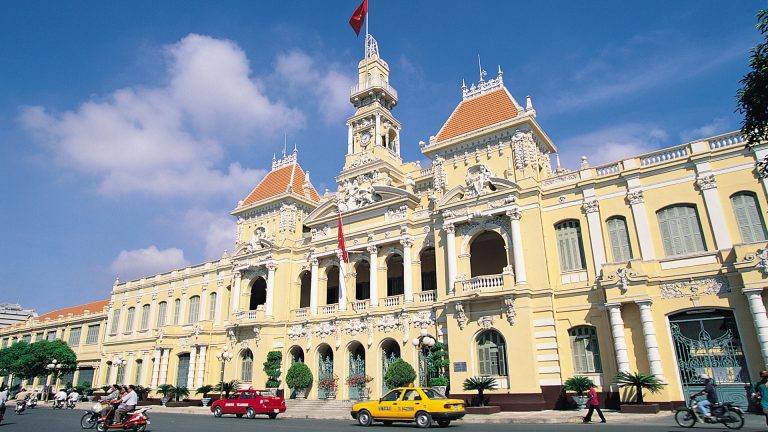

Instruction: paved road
[1,408,767,431]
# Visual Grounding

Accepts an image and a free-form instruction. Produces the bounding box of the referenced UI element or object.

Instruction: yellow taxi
[351,386,465,428]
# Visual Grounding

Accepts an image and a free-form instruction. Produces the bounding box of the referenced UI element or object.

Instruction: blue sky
[0,1,762,313]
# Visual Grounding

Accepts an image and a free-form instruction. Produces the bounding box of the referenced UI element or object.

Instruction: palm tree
[214,380,240,398]
[614,371,665,404]
[462,376,497,407]
[172,386,190,402]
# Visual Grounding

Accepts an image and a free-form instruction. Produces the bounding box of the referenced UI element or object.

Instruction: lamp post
[46,359,63,390]
[412,329,436,387]
[115,358,128,384]
[215,347,233,398]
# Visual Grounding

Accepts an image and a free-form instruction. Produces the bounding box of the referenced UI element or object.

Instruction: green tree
[462,376,497,407]
[285,362,312,390]
[15,340,77,379]
[263,351,282,388]
[0,341,30,377]
[738,10,768,176]
[384,359,416,388]
[427,342,450,386]
[613,371,665,404]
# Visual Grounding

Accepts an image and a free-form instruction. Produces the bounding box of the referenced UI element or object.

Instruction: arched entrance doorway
[317,344,334,399]
[348,342,366,400]
[470,231,507,277]
[299,271,311,309]
[669,309,750,407]
[288,346,304,399]
[176,353,190,388]
[381,338,401,394]
[249,277,267,310]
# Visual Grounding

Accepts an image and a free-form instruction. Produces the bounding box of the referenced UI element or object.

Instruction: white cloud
[557,124,668,168]
[679,117,731,142]
[19,33,299,199]
[182,208,236,260]
[109,246,190,280]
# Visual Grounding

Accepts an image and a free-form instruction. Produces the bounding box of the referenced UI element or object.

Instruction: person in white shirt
[53,389,67,406]
[114,385,137,423]
[67,390,79,402]
[0,384,9,423]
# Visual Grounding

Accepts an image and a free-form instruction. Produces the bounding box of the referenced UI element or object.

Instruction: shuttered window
[124,307,135,333]
[134,360,143,384]
[156,302,167,327]
[731,192,767,243]
[477,331,507,376]
[607,217,633,262]
[173,299,181,325]
[570,326,602,373]
[241,350,253,382]
[657,205,706,256]
[86,325,100,345]
[110,309,120,335]
[104,363,112,385]
[68,327,81,346]
[209,292,217,321]
[140,304,150,331]
[116,364,124,384]
[188,296,200,324]
[556,220,586,272]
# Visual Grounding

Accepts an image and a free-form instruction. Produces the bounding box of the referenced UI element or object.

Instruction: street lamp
[46,359,63,390]
[215,347,233,398]
[412,329,436,387]
[115,357,128,384]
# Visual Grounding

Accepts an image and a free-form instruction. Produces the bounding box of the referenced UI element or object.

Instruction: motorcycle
[674,396,744,429]
[27,396,37,409]
[52,399,66,409]
[15,398,27,415]
[67,399,78,409]
[81,401,107,429]
[96,402,150,432]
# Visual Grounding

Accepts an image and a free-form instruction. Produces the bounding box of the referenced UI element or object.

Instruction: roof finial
[462,78,466,90]
[498,64,503,77]
[293,142,298,155]
[478,54,487,83]
[282,133,287,158]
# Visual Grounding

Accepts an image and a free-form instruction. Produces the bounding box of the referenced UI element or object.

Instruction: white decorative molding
[288,324,307,341]
[464,165,495,198]
[503,296,516,325]
[455,302,468,330]
[337,178,381,211]
[659,276,730,299]
[478,315,495,330]
[376,314,400,333]
[343,318,366,336]
[627,190,644,205]
[412,310,435,329]
[279,204,298,233]
[385,205,408,222]
[542,172,578,187]
[695,174,717,190]
[582,200,599,214]
[757,249,768,276]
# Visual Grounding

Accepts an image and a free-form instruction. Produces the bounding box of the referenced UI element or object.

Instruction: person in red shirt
[583,383,606,423]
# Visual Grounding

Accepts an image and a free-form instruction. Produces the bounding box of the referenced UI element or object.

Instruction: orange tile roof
[37,299,109,321]
[240,162,319,207]
[435,88,519,142]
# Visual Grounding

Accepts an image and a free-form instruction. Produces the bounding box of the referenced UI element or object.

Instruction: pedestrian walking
[753,370,768,427]
[583,383,606,423]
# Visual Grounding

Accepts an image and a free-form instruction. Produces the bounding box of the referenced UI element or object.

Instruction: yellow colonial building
[3,37,768,410]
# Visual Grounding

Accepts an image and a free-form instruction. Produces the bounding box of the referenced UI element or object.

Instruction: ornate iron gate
[670,317,750,408]
[349,353,365,400]
[318,355,333,399]
[382,351,399,394]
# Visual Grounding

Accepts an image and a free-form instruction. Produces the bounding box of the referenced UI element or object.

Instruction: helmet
[699,373,710,380]
[760,370,768,378]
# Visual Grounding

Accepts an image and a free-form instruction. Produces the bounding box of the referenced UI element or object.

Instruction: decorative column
[148,296,158,332]
[214,280,224,325]
[179,289,188,324]
[583,199,607,274]
[636,300,665,379]
[150,349,161,387]
[627,190,656,260]
[745,289,768,366]
[200,283,209,321]
[368,246,379,307]
[196,345,207,388]
[606,303,630,373]
[506,208,527,284]
[696,173,732,250]
[375,113,381,147]
[754,147,768,197]
[444,223,457,294]
[132,300,140,339]
[105,303,115,342]
[347,123,353,154]
[159,348,170,386]
[310,259,319,315]
[125,353,135,385]
[141,352,150,386]
[187,347,196,388]
[337,254,347,311]
[232,271,242,312]
[266,263,277,318]
[401,237,414,303]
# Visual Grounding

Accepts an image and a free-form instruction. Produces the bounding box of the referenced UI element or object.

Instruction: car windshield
[421,389,447,399]
[227,394,239,400]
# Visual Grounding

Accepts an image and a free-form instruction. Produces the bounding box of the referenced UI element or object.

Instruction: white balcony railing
[708,132,745,150]
[352,300,369,312]
[293,308,309,319]
[416,291,436,303]
[382,295,403,307]
[321,304,338,315]
[461,274,504,291]
[350,79,398,99]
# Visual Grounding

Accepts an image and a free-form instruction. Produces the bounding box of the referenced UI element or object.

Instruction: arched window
[476,330,507,376]
[109,310,120,335]
[104,362,112,385]
[134,360,143,384]
[172,299,181,325]
[420,248,437,291]
[156,302,167,327]
[299,271,311,308]
[569,326,602,374]
[241,350,254,382]
[386,255,404,296]
[140,304,150,331]
[208,292,217,321]
[326,266,340,305]
[124,307,135,334]
[556,220,586,272]
[116,363,125,384]
[188,296,200,323]
[606,217,633,262]
[657,205,706,256]
[731,192,767,243]
[249,278,267,310]
[355,261,370,300]
[470,231,507,277]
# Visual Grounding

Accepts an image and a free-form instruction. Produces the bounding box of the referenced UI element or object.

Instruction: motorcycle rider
[114,385,137,424]
[690,373,718,421]
[101,384,121,424]
[14,388,29,414]
[67,388,79,408]
[0,384,8,423]
[53,388,67,408]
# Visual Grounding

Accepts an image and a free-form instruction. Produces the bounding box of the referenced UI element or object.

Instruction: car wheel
[246,408,256,419]
[268,413,278,419]
[213,406,223,418]
[415,412,432,429]
[357,410,373,427]
[437,420,451,427]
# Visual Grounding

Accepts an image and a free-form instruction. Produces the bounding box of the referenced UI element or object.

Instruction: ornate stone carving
[433,157,447,192]
[477,315,495,330]
[399,312,411,343]
[288,324,307,341]
[279,203,298,233]
[412,310,435,329]
[756,248,768,276]
[311,225,331,241]
[489,196,517,209]
[455,302,468,330]
[582,200,599,214]
[366,317,375,347]
[337,179,381,211]
[505,208,522,220]
[400,237,414,249]
[458,215,509,237]
[660,276,730,299]
[240,340,250,350]
[385,205,407,221]
[541,172,578,187]
[343,318,366,336]
[465,165,495,198]
[253,226,267,241]
[503,296,516,325]
[696,174,717,190]
[376,314,400,332]
[627,190,644,205]
[350,153,378,168]
[444,222,455,234]
[179,337,191,349]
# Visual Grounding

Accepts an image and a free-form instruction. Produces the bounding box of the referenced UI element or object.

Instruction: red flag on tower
[337,211,348,263]
[349,0,368,36]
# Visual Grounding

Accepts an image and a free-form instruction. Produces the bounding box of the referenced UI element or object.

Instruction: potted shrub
[319,373,339,399]
[346,374,373,400]
[196,385,214,407]
[172,386,190,402]
[157,384,175,406]
[384,359,417,388]
[462,376,497,407]
[133,385,148,401]
[286,362,312,399]
[614,371,665,413]
[263,351,282,396]
[427,342,450,396]
[429,376,449,396]
[100,385,112,395]
[214,380,240,399]
[563,376,594,410]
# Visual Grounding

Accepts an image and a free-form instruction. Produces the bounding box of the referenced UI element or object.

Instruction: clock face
[361,132,371,145]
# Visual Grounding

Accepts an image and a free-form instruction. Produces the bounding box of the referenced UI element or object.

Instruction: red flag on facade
[337,211,348,263]
[349,0,368,36]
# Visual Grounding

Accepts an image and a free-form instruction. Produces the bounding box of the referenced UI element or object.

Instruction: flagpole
[365,4,370,85]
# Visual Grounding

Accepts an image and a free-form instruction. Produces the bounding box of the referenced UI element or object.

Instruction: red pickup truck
[210,389,286,419]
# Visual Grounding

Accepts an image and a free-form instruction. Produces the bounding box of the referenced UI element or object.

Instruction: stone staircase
[284,399,354,420]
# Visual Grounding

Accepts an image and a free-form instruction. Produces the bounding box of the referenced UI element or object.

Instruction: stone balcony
[454,273,515,296]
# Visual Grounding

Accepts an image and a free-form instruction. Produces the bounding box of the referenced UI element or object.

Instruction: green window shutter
[478,342,490,375]
[209,292,217,320]
[607,217,632,262]
[110,309,120,335]
[658,206,705,256]
[557,221,585,271]
[733,193,767,243]
[157,302,167,327]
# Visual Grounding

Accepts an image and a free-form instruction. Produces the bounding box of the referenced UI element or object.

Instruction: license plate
[452,406,458,411]
[273,408,279,413]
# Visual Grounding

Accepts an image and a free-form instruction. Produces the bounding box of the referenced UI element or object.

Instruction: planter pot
[573,395,589,410]
[201,398,212,407]
[465,406,501,415]
[359,388,370,401]
[87,396,95,402]
[325,390,336,400]
[431,386,447,397]
[295,388,307,399]
[620,403,660,414]
[160,397,170,407]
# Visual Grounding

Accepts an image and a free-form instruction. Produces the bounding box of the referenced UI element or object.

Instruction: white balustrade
[416,291,436,303]
[382,295,403,307]
[352,300,369,312]
[420,167,433,177]
[321,304,338,315]
[595,163,621,177]
[293,308,309,319]
[708,132,745,150]
[640,145,689,166]
[461,274,504,291]
[350,79,398,99]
